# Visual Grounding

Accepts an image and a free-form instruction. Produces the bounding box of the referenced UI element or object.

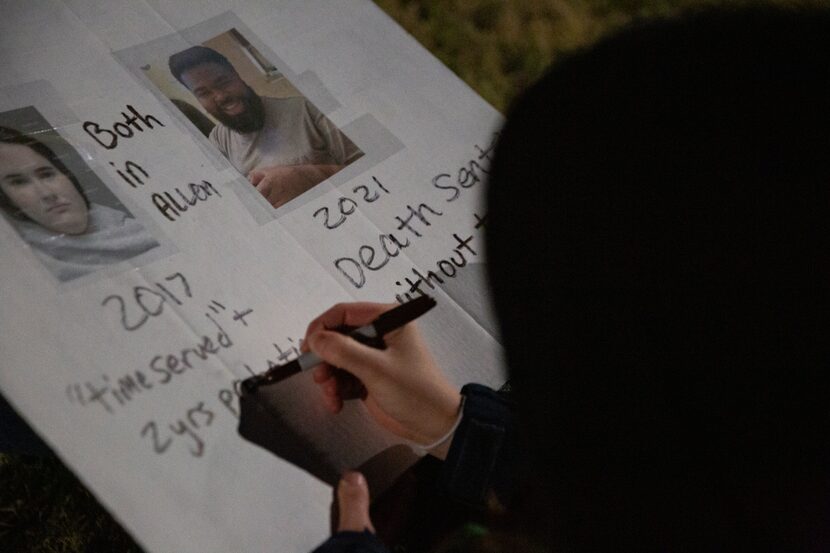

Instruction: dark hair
[486,6,830,551]
[0,125,90,218]
[168,46,236,86]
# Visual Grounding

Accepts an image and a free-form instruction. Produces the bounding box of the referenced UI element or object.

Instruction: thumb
[308,330,384,381]
[336,471,374,533]
[248,170,264,185]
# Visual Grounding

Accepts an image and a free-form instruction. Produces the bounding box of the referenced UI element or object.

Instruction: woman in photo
[0,125,159,281]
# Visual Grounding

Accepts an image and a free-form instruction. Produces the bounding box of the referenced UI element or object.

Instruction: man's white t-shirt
[209,96,363,176]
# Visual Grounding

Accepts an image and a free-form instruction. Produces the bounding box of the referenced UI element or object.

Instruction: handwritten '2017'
[102,272,192,332]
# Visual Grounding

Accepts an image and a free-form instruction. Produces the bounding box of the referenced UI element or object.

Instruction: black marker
[241,294,437,393]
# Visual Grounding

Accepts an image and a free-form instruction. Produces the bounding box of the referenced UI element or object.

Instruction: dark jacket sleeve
[310,530,389,553]
[309,384,514,553]
[439,383,516,508]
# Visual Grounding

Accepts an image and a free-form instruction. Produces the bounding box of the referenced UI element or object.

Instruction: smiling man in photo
[169,46,363,208]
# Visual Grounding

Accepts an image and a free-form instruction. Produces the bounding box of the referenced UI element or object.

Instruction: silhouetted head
[487,6,830,551]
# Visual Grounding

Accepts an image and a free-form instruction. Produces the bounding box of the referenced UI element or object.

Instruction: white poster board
[0,2,504,551]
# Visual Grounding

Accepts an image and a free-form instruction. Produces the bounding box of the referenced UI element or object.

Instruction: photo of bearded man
[169,45,363,208]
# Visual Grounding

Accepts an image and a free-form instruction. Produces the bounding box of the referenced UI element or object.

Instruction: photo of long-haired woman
[0,111,159,282]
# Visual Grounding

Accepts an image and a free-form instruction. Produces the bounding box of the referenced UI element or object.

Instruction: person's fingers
[257,177,288,208]
[307,329,385,381]
[323,391,342,413]
[316,367,365,413]
[312,365,338,413]
[333,369,368,401]
[248,170,264,185]
[305,302,396,338]
[323,379,338,397]
[312,364,332,383]
[255,178,273,198]
[323,380,343,412]
[336,472,374,533]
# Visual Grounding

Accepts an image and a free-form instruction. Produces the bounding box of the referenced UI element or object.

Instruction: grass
[0,455,142,552]
[1,0,794,550]
[373,0,770,112]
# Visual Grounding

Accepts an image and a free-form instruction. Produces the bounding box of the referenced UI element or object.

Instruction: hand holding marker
[241,294,437,393]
